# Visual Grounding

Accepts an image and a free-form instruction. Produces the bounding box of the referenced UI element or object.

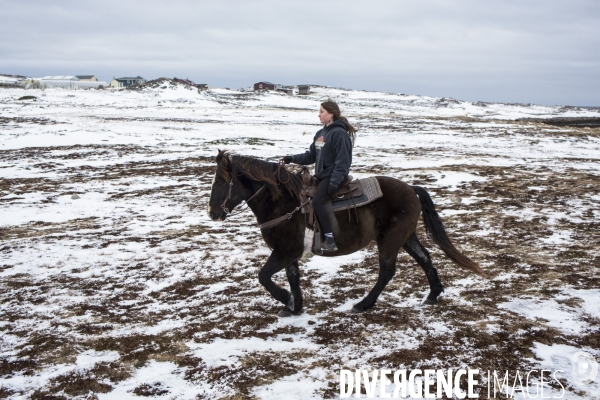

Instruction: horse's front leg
[258,251,296,315]
[278,260,303,317]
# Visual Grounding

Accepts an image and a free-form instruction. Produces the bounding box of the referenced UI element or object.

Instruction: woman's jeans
[313,176,338,235]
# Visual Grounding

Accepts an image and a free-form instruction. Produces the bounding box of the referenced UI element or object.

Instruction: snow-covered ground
[0,76,21,84]
[1,83,599,399]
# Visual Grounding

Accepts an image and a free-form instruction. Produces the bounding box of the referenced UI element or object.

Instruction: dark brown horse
[207,150,485,316]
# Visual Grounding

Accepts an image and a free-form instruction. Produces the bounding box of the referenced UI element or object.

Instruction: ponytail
[336,116,356,145]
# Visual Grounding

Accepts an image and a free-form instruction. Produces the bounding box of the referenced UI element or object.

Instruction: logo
[339,368,570,398]
[315,136,325,149]
[572,351,598,385]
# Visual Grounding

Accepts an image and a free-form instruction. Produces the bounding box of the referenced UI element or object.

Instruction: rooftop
[114,76,145,81]
[41,76,79,80]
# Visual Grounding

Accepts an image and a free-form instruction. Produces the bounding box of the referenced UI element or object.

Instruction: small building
[40,76,79,89]
[298,85,310,95]
[109,76,146,88]
[39,76,107,89]
[174,77,194,86]
[76,75,98,81]
[277,87,294,96]
[173,77,209,90]
[253,81,280,91]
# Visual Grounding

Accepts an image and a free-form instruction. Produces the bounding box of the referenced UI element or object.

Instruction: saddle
[298,167,383,254]
[299,169,360,211]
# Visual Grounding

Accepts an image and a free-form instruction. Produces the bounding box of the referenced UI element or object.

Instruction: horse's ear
[222,152,232,169]
[216,149,230,166]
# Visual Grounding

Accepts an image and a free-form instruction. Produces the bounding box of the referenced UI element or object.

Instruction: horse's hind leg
[351,239,400,314]
[279,260,303,317]
[403,233,444,305]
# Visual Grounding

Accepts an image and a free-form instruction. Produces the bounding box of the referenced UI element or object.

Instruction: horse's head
[207,150,247,221]
[207,150,300,221]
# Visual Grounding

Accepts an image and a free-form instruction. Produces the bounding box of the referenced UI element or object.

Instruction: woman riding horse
[283,100,357,252]
[207,100,484,316]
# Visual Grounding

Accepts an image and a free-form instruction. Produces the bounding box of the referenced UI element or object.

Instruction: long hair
[321,100,357,145]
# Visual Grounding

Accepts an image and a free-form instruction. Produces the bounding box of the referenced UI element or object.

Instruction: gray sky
[2,0,599,106]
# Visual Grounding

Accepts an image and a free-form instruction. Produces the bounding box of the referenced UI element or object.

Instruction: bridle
[219,164,265,216]
[220,180,266,217]
[217,157,310,228]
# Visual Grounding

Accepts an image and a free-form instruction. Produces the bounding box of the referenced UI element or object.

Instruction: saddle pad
[332,177,383,212]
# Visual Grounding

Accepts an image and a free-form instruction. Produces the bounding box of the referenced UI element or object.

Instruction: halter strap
[220,177,266,216]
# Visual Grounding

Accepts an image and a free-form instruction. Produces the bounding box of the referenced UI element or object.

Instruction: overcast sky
[1,0,599,106]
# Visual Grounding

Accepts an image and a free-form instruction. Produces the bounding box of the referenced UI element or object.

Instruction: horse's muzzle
[208,209,226,221]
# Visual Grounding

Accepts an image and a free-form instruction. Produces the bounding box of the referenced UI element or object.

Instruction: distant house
[253,81,281,91]
[298,85,310,95]
[173,77,209,90]
[174,77,194,86]
[76,75,98,81]
[109,76,146,88]
[277,87,294,96]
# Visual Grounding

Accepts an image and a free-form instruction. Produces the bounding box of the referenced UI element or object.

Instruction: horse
[207,150,485,316]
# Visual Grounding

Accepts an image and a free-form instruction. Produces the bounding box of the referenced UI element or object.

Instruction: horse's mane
[217,150,303,200]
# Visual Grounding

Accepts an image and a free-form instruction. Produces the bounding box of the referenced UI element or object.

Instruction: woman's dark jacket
[291,119,352,190]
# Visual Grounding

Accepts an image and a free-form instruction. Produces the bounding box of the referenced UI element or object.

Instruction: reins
[219,157,310,228]
[258,198,311,229]
[258,159,310,229]
[277,159,291,184]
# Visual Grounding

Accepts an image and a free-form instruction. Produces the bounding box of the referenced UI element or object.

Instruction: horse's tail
[412,186,487,278]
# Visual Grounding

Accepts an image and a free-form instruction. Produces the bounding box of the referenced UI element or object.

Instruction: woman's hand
[282,156,293,164]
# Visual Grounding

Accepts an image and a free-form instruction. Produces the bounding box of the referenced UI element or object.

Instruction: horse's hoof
[422,298,437,306]
[278,308,293,317]
[350,306,364,314]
